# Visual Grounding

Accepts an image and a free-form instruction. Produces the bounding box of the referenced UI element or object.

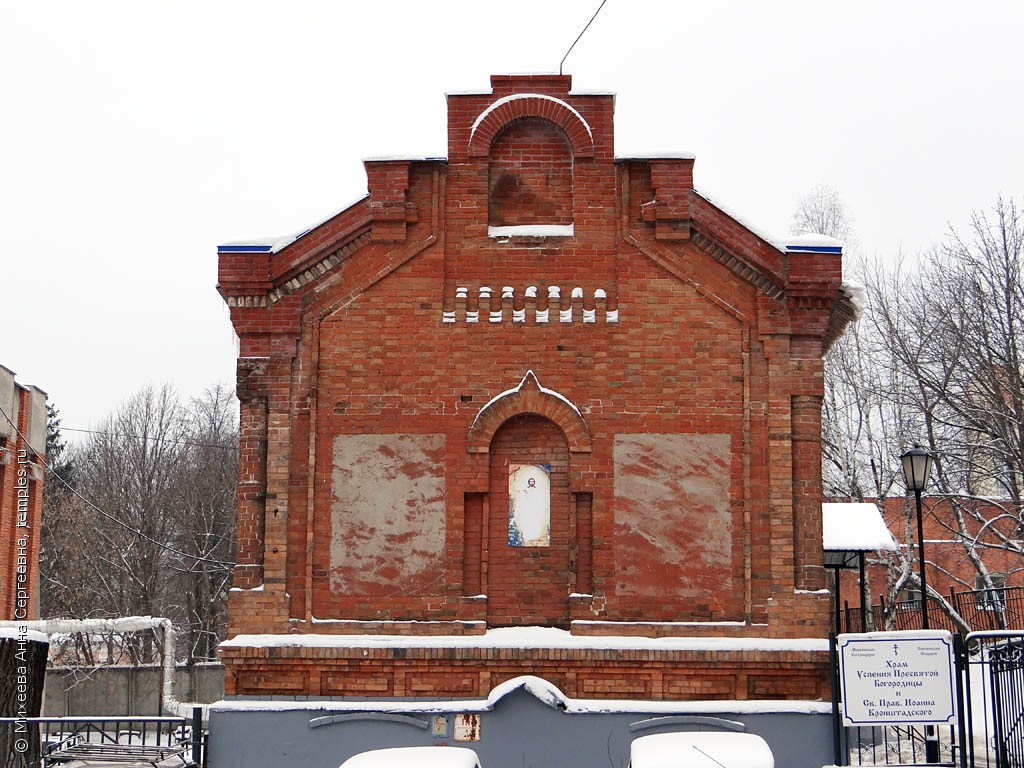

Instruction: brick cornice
[690,229,785,301]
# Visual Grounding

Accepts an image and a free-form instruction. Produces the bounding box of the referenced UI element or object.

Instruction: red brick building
[216,74,856,704]
[0,365,47,621]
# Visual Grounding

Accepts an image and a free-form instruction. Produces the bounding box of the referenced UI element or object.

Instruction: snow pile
[340,746,480,768]
[0,626,48,643]
[630,731,774,768]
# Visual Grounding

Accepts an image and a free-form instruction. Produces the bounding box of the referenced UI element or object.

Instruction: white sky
[3,1,1023,436]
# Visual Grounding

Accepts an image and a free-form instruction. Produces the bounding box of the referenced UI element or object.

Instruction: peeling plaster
[330,434,446,596]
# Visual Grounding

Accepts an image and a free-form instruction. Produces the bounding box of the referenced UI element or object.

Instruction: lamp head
[901,444,934,492]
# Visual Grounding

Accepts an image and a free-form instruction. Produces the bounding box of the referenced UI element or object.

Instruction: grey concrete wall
[209,688,834,768]
[43,663,224,716]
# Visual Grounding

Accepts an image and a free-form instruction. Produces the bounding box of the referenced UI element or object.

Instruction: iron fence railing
[839,586,1024,635]
[0,710,204,767]
[963,632,1024,768]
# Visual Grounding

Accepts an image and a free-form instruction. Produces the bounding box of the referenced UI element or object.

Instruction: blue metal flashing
[218,244,274,253]
[786,244,843,254]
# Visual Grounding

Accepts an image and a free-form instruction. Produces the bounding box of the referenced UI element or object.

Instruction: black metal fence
[0,709,205,767]
[839,586,1024,635]
[963,632,1024,768]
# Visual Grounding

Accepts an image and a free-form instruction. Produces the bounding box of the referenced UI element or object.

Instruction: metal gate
[964,632,1024,768]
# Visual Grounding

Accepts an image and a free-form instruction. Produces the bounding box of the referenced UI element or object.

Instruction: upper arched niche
[467,371,592,454]
[488,118,573,228]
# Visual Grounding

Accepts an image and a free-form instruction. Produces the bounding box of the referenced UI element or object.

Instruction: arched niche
[488,117,574,228]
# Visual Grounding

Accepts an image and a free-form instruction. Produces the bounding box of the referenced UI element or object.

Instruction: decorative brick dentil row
[442,285,618,324]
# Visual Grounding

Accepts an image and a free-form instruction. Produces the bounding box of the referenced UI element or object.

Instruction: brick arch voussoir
[467,390,592,454]
[469,97,595,160]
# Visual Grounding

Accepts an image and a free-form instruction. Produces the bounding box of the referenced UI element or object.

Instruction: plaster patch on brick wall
[613,434,732,598]
[330,433,446,596]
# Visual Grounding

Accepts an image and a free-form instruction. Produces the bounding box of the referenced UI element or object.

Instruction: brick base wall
[220,642,830,701]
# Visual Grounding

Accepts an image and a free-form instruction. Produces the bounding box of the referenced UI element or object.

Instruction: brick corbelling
[690,230,785,301]
[268,232,373,304]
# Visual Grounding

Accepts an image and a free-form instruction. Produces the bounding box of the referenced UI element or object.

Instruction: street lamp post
[900,444,939,765]
[901,445,935,630]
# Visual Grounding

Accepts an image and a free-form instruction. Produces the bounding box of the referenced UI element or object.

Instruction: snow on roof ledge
[823,503,898,553]
[616,151,696,161]
[219,626,827,653]
[363,154,446,163]
[692,189,785,252]
[217,195,370,255]
[218,230,310,254]
[784,233,844,254]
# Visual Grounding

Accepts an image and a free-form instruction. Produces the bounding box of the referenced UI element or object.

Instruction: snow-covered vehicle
[338,746,482,768]
[629,732,774,768]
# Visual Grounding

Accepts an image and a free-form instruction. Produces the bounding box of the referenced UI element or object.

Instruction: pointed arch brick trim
[467,371,592,454]
[468,94,595,160]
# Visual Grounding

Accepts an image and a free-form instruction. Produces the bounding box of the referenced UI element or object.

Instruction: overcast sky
[3,1,1022,438]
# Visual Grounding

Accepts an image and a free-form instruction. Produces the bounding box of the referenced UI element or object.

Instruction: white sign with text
[838,630,957,726]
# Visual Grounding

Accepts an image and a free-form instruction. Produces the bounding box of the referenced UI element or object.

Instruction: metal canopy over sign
[838,630,957,726]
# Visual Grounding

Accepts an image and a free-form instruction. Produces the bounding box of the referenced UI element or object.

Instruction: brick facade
[0,365,47,621]
[217,74,855,701]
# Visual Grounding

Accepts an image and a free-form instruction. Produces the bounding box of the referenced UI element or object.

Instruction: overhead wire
[559,0,609,75]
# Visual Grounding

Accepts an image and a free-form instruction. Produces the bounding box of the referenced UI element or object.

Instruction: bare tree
[791,183,855,244]
[817,194,1024,629]
[879,198,1024,604]
[166,384,237,662]
[39,384,238,663]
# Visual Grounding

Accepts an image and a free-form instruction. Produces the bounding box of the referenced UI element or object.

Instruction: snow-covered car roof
[630,732,774,768]
[338,746,482,768]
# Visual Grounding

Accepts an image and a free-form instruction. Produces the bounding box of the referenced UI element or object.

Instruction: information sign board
[837,630,957,726]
